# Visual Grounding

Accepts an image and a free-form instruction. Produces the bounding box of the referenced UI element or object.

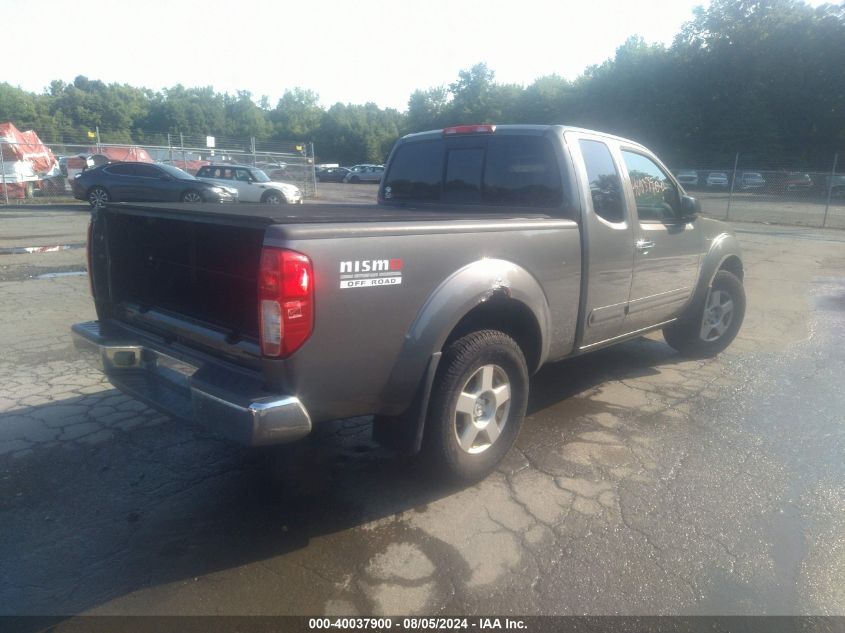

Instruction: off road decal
[339,258,403,289]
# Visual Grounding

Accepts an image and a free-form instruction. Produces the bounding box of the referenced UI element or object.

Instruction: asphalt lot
[1,191,844,617]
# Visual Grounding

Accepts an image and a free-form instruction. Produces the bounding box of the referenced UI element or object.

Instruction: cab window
[621,151,681,222]
[383,140,443,201]
[444,148,483,203]
[382,135,563,209]
[579,140,625,223]
[483,136,562,207]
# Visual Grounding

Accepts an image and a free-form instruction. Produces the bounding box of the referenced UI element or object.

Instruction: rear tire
[423,330,528,482]
[87,186,110,208]
[663,270,745,357]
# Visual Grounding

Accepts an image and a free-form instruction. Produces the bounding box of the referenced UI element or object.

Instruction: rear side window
[134,164,162,178]
[383,140,443,201]
[483,136,562,206]
[105,163,139,176]
[579,140,625,223]
[383,135,563,209]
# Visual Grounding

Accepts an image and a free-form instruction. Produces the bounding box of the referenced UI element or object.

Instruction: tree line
[0,0,842,168]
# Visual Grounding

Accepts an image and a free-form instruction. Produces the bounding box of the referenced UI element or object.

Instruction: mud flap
[372,352,441,455]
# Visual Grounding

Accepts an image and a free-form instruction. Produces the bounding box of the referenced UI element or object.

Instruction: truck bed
[105,201,556,227]
[93,203,574,362]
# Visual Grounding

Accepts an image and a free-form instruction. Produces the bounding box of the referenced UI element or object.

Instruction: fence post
[823,152,839,229]
[0,142,8,205]
[309,142,317,199]
[168,133,173,164]
[96,126,101,153]
[251,137,257,166]
[180,133,187,170]
[726,152,739,221]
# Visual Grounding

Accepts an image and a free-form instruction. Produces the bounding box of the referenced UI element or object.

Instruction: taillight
[443,124,496,135]
[258,247,314,357]
[86,218,95,298]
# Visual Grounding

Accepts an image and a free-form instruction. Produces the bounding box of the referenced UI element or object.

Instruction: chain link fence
[3,131,844,231]
[670,153,844,229]
[0,129,318,204]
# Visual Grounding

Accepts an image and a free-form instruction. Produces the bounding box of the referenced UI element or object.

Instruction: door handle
[635,240,656,251]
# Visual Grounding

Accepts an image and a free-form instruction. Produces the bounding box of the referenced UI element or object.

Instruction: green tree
[448,63,498,124]
[270,88,324,139]
[405,86,450,133]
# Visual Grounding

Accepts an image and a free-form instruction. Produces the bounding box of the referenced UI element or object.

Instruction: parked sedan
[196,164,303,204]
[344,164,384,183]
[766,172,814,194]
[706,172,729,188]
[675,170,699,188]
[71,162,238,208]
[317,167,351,182]
[739,172,766,191]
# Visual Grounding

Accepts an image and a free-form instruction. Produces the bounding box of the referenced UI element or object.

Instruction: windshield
[251,169,271,183]
[159,163,195,180]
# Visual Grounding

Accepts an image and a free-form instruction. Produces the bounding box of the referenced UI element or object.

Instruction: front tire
[423,330,529,482]
[262,190,286,204]
[663,270,745,357]
[87,186,110,208]
[181,190,203,203]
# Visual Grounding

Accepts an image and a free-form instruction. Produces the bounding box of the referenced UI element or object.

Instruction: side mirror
[680,195,700,220]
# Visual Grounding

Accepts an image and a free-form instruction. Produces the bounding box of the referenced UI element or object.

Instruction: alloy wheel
[453,364,512,454]
[700,289,734,341]
[89,188,109,207]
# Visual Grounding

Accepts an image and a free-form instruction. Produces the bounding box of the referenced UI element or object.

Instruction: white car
[675,170,699,188]
[195,164,303,204]
[706,172,729,188]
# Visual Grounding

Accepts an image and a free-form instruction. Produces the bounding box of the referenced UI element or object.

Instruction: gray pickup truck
[72,124,745,481]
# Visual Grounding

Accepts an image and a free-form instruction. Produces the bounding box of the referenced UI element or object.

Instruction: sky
[0,0,829,111]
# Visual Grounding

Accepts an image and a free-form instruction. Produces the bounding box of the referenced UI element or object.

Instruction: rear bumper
[71,321,311,446]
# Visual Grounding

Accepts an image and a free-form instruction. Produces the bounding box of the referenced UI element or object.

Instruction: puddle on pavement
[0,242,85,255]
[35,271,86,279]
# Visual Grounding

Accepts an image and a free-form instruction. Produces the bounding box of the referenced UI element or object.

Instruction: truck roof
[399,124,647,149]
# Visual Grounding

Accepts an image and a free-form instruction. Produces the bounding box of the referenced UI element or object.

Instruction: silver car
[344,164,385,183]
